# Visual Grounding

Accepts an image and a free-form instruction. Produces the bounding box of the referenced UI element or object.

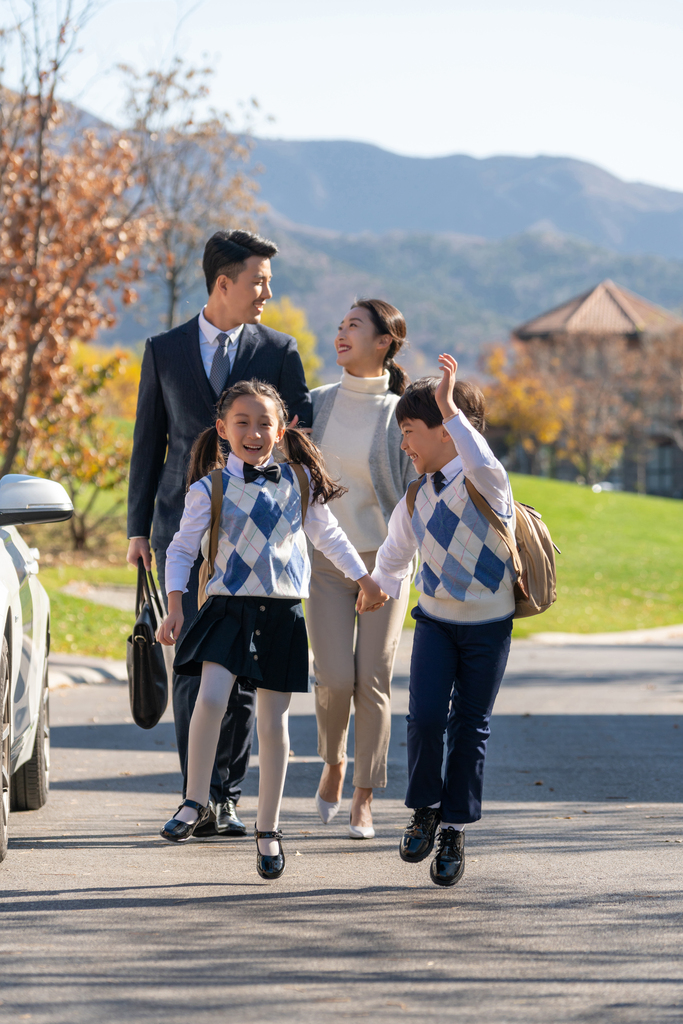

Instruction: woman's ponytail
[282,427,347,505]
[385,356,409,396]
[186,426,226,488]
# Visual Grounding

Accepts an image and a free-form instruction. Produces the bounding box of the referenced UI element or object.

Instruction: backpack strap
[405,475,425,518]
[464,478,522,581]
[290,463,309,524]
[207,468,223,577]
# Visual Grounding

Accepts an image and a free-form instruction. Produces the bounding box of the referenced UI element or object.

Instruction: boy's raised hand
[435,353,459,422]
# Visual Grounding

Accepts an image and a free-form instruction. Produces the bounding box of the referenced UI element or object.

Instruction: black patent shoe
[399,807,441,863]
[192,798,218,837]
[254,826,285,880]
[430,827,466,887]
[160,799,211,843]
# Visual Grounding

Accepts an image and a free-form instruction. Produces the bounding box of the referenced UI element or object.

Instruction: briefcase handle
[135,557,165,630]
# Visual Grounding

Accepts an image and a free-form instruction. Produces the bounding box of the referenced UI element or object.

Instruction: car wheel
[11,661,50,811]
[0,635,10,862]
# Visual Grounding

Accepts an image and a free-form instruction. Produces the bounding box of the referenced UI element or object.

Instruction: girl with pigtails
[156,379,387,880]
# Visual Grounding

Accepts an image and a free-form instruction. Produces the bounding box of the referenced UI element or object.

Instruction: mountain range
[106,137,683,375]
[252,140,683,259]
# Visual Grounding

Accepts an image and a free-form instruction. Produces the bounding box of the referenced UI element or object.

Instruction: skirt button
[255,629,261,636]
[253,654,259,661]
[259,605,266,612]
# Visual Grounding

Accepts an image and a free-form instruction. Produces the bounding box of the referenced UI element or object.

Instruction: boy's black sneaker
[429,827,466,887]
[399,807,441,863]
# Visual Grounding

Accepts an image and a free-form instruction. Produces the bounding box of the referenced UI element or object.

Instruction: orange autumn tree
[0,3,148,476]
[484,345,571,473]
[24,348,133,550]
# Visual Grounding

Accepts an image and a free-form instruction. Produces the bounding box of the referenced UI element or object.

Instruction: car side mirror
[0,475,74,527]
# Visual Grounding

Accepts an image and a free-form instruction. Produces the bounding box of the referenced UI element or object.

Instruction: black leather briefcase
[126,559,168,729]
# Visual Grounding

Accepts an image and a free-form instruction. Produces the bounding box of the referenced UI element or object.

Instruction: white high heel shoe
[315,760,346,824]
[348,811,375,840]
[315,788,341,824]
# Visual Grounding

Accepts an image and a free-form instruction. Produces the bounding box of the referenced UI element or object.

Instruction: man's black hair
[203,229,278,294]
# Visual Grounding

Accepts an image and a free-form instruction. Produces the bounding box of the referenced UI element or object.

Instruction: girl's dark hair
[396,377,486,432]
[187,379,347,505]
[352,298,409,396]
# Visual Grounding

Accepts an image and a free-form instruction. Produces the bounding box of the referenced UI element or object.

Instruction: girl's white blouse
[165,452,368,595]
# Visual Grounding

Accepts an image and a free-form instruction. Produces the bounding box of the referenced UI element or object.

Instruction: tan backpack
[197,464,310,609]
[405,475,559,618]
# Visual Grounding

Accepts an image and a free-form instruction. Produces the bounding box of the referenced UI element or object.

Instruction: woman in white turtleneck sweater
[308,300,416,838]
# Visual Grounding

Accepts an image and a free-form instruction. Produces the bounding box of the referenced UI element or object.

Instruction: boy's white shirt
[165,451,368,595]
[372,410,515,600]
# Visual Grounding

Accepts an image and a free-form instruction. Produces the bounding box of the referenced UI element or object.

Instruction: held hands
[157,592,184,646]
[435,353,459,423]
[355,575,389,614]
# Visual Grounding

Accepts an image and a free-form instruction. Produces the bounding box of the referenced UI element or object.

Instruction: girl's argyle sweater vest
[200,464,310,600]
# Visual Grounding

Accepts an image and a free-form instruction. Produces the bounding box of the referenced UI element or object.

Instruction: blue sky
[12,0,683,191]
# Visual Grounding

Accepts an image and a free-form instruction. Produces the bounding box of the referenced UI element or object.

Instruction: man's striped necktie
[209,332,230,398]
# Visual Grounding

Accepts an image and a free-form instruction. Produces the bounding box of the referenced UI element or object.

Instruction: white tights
[177,661,291,855]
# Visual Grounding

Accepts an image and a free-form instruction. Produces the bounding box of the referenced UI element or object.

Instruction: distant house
[512,280,683,497]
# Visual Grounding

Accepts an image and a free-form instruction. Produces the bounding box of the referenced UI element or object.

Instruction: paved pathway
[2,635,682,1023]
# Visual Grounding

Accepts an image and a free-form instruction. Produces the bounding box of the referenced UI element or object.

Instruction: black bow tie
[432,470,447,494]
[243,463,281,485]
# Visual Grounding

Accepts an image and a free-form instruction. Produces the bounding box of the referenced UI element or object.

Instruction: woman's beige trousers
[307,549,411,789]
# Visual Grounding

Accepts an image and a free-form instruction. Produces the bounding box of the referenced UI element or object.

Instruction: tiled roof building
[510,281,683,497]
[513,279,683,341]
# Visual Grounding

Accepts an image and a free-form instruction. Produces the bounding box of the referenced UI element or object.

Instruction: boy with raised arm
[358,354,516,887]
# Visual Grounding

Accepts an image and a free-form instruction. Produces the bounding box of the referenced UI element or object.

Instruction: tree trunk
[636,451,647,494]
[165,272,179,331]
[70,513,87,551]
[0,340,41,478]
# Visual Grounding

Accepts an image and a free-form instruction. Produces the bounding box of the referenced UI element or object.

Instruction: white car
[0,475,73,862]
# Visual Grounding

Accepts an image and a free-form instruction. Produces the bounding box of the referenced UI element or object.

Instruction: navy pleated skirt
[173,595,310,693]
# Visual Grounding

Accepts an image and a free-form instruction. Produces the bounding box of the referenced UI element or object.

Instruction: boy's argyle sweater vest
[412,472,515,624]
[200,464,310,600]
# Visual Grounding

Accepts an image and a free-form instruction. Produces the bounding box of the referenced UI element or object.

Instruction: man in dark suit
[127,229,312,836]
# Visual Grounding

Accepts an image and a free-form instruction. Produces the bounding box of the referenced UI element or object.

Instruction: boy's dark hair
[396,377,486,432]
[203,230,278,294]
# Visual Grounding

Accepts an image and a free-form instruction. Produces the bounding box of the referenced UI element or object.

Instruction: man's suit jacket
[127,315,312,551]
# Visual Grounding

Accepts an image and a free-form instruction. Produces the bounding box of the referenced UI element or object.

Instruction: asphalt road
[1,636,683,1024]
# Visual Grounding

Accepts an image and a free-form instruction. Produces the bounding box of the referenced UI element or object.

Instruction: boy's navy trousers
[406,607,513,823]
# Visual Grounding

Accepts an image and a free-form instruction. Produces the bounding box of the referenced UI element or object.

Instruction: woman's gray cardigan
[310,382,417,527]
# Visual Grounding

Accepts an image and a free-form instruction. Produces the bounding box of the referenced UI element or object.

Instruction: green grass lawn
[34,474,683,657]
[39,563,137,659]
[405,474,683,637]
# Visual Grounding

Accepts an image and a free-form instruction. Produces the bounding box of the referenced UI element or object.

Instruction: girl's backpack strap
[290,463,309,524]
[207,468,223,575]
[464,478,522,581]
[405,475,425,518]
